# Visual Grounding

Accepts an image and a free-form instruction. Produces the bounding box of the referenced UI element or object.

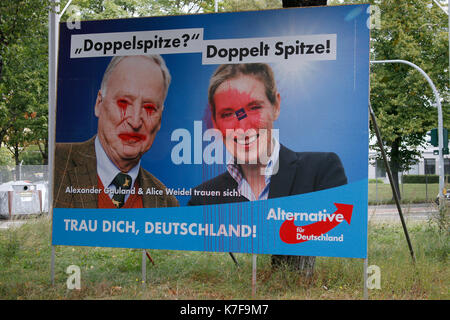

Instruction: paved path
[368,203,442,223]
[0,220,27,230]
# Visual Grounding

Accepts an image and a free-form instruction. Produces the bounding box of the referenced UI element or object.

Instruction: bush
[402,175,450,184]
[369,179,384,184]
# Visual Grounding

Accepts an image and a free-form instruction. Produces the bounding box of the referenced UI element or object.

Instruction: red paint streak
[214,87,254,113]
[143,103,157,116]
[213,87,262,135]
[118,133,147,143]
[117,99,128,121]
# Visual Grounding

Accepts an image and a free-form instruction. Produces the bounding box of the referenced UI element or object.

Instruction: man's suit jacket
[53,136,178,208]
[188,144,347,206]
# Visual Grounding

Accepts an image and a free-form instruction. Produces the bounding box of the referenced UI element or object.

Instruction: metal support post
[363,258,368,300]
[51,246,56,285]
[251,254,257,297]
[49,0,59,285]
[369,103,416,263]
[49,0,73,285]
[142,250,146,287]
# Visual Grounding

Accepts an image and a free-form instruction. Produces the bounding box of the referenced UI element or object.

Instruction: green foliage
[60,0,218,20]
[368,0,448,165]
[0,147,14,166]
[218,0,282,12]
[0,1,51,58]
[368,182,441,204]
[58,0,284,21]
[0,0,49,165]
[19,145,46,165]
[332,0,448,196]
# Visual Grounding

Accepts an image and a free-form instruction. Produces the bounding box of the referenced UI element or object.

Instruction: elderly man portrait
[54,55,178,209]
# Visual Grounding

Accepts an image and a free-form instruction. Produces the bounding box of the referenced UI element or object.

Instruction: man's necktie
[111,172,132,208]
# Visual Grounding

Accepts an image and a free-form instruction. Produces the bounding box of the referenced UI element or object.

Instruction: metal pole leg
[369,103,415,263]
[51,246,55,285]
[252,254,257,297]
[229,252,239,266]
[142,250,146,287]
[363,258,368,300]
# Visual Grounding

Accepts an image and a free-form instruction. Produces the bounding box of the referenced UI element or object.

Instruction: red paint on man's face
[213,75,279,165]
[143,103,157,116]
[118,132,147,143]
[95,56,165,171]
[117,99,128,120]
[114,97,150,144]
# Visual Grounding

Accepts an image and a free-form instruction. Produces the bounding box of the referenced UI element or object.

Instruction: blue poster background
[53,5,370,258]
[53,180,367,258]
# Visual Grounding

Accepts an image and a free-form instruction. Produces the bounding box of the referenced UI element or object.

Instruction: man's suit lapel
[138,168,160,208]
[67,137,98,207]
[268,144,298,199]
[222,172,248,203]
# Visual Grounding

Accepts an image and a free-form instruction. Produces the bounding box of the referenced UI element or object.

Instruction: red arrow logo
[279,203,353,244]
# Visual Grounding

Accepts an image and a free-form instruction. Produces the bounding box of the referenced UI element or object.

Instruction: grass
[369,183,441,204]
[0,215,448,300]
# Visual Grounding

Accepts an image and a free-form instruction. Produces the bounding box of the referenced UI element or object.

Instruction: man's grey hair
[100,55,171,100]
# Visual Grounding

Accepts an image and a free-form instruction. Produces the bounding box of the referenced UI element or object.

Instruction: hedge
[402,174,450,184]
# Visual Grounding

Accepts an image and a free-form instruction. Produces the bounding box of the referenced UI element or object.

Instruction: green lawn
[0,216,448,300]
[369,183,441,204]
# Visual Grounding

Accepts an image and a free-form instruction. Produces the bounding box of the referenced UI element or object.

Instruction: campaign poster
[52,5,370,258]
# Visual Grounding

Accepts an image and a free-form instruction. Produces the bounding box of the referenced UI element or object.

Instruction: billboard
[52,4,370,258]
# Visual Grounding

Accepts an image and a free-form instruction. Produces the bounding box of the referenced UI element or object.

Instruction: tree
[0,0,51,80]
[0,2,49,165]
[219,0,281,11]
[60,0,217,20]
[329,0,448,198]
[366,0,448,198]
[272,0,449,275]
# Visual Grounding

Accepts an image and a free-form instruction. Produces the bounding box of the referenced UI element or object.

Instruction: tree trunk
[38,140,48,165]
[271,255,316,278]
[389,138,402,201]
[273,0,327,277]
[14,144,19,166]
[14,142,20,181]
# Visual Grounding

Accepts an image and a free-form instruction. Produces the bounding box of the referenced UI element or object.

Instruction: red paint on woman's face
[95,56,165,171]
[213,75,280,166]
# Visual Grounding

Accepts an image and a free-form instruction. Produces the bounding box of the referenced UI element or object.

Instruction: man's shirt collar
[95,136,140,191]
